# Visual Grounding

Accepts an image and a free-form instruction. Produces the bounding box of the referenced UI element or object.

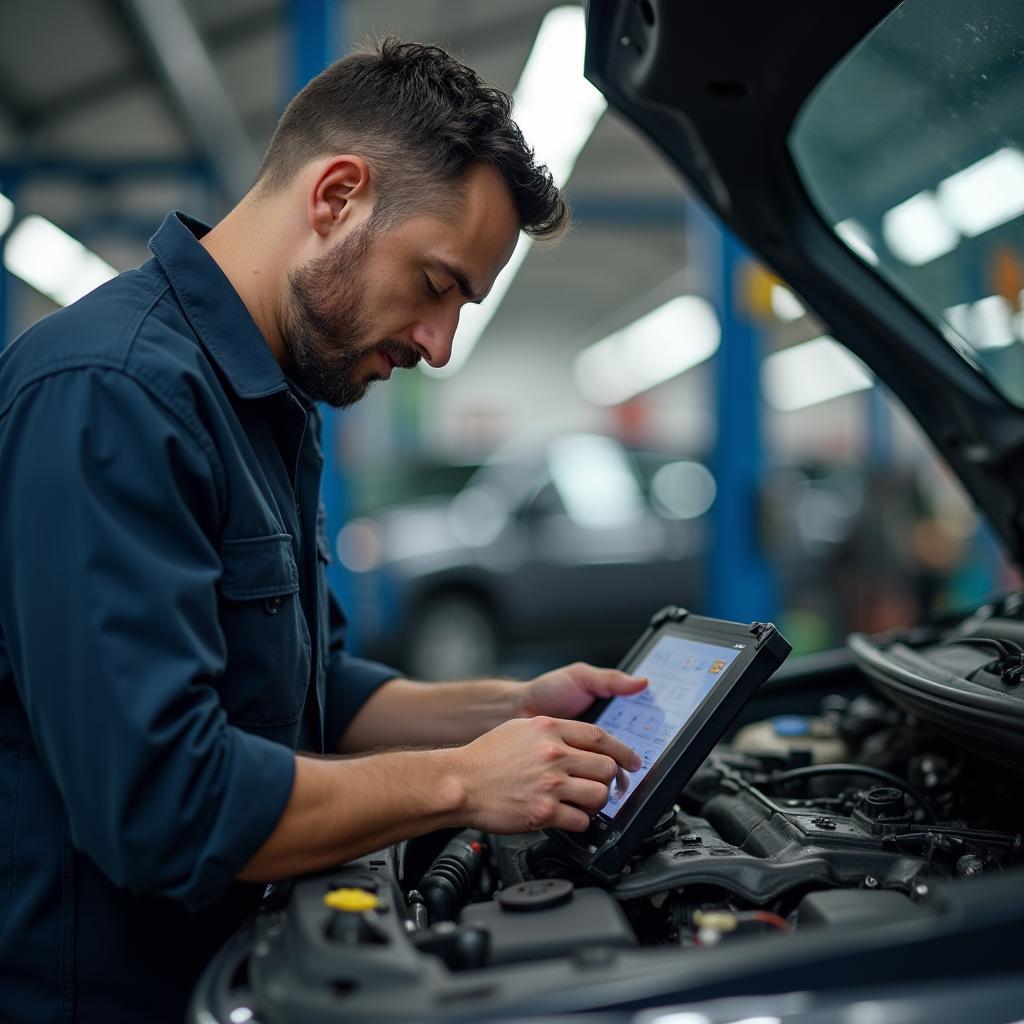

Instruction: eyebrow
[432,259,485,304]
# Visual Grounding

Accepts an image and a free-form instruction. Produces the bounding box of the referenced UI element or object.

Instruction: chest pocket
[216,533,310,729]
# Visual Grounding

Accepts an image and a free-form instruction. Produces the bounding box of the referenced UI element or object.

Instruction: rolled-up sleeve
[0,367,295,910]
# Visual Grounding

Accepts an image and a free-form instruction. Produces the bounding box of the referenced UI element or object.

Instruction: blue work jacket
[0,212,399,1023]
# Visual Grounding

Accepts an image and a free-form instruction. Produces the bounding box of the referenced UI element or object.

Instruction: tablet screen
[594,634,744,819]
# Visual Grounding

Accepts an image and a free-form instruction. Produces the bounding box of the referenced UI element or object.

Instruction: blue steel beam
[569,195,686,228]
[290,0,360,643]
[689,202,778,623]
[0,157,210,183]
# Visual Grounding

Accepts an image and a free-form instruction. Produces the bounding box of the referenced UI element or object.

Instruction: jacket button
[264,596,284,615]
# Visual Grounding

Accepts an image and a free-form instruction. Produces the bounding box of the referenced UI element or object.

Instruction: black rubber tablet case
[546,605,791,882]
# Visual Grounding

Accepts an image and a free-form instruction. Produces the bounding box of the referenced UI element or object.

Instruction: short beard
[281,217,419,408]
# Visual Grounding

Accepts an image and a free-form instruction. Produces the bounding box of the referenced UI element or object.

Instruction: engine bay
[191,601,1024,1023]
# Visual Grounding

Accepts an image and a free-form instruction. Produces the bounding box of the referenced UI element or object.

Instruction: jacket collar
[149,211,289,400]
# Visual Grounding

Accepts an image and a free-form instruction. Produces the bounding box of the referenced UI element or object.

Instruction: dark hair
[256,38,569,242]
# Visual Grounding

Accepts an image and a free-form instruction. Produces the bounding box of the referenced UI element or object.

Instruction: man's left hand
[518,662,647,722]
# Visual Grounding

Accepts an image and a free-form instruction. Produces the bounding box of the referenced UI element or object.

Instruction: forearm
[239,748,465,880]
[338,677,527,752]
[241,713,644,881]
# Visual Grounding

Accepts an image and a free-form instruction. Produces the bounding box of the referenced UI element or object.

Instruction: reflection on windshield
[790,0,1024,405]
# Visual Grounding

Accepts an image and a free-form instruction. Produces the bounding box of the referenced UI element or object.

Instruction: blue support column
[290,0,361,643]
[866,383,891,468]
[689,203,777,623]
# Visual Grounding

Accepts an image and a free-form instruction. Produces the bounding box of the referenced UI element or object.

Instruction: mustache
[377,338,421,370]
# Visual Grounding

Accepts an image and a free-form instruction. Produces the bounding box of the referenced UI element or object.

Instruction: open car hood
[584,0,1024,569]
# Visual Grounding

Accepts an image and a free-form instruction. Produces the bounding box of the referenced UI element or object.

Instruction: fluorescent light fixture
[770,284,805,322]
[938,147,1024,237]
[423,5,606,378]
[882,191,959,266]
[648,1015,711,1024]
[574,295,721,405]
[835,217,879,265]
[5,214,117,306]
[762,335,873,411]
[943,295,1018,350]
[942,302,971,342]
[0,192,13,237]
[971,294,1015,349]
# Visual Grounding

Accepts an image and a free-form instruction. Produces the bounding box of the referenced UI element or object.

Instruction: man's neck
[200,196,289,367]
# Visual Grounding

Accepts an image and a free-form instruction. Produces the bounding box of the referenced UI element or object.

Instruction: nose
[410,306,460,368]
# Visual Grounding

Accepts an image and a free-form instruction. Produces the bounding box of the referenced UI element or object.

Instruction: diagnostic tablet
[546,606,791,881]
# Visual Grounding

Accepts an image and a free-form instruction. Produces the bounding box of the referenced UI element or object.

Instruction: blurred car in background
[338,432,714,679]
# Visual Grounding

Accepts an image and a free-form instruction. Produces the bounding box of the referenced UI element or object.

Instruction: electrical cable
[953,636,1023,658]
[739,910,791,933]
[767,763,939,823]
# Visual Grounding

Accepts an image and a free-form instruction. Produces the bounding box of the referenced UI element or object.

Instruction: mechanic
[0,39,647,1024]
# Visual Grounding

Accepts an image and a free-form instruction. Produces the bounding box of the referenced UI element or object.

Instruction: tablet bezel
[545,607,791,881]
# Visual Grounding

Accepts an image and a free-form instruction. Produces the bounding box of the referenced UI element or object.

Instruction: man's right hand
[450,716,642,834]
[241,716,641,882]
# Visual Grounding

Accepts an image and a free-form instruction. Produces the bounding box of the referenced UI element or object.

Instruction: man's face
[281,162,520,408]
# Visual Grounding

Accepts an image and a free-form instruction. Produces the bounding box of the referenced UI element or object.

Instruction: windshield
[789,0,1024,406]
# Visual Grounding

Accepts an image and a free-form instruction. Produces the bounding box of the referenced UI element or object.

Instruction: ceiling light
[0,192,13,237]
[938,147,1024,237]
[762,335,873,411]
[943,296,1018,350]
[574,296,721,405]
[770,284,805,322]
[834,218,879,265]
[647,1015,711,1024]
[942,302,971,342]
[970,294,1015,349]
[423,5,607,378]
[4,215,117,306]
[882,191,959,266]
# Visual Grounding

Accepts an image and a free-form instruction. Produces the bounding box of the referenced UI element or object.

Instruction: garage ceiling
[0,0,690,374]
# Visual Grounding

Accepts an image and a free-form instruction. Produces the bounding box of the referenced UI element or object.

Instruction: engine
[190,604,1024,1023]
[423,693,1023,965]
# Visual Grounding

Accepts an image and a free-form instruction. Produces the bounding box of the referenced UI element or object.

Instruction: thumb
[586,667,648,698]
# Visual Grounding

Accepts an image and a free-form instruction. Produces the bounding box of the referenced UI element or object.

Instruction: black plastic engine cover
[459,884,636,966]
[796,889,931,929]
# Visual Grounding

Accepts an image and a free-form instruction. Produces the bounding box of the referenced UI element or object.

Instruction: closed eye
[422,274,443,300]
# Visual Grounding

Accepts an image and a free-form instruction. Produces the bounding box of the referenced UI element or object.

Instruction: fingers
[564,750,618,784]
[557,776,613,814]
[558,719,642,770]
[549,804,592,832]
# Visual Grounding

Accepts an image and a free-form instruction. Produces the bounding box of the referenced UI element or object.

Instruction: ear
[307,155,373,238]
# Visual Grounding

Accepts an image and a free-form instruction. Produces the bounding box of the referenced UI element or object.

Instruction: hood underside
[585,0,1024,568]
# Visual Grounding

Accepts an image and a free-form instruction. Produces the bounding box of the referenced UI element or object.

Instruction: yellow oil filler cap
[324,888,379,913]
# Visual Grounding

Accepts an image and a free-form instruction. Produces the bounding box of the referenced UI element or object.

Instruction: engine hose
[419,830,487,923]
[768,763,940,823]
